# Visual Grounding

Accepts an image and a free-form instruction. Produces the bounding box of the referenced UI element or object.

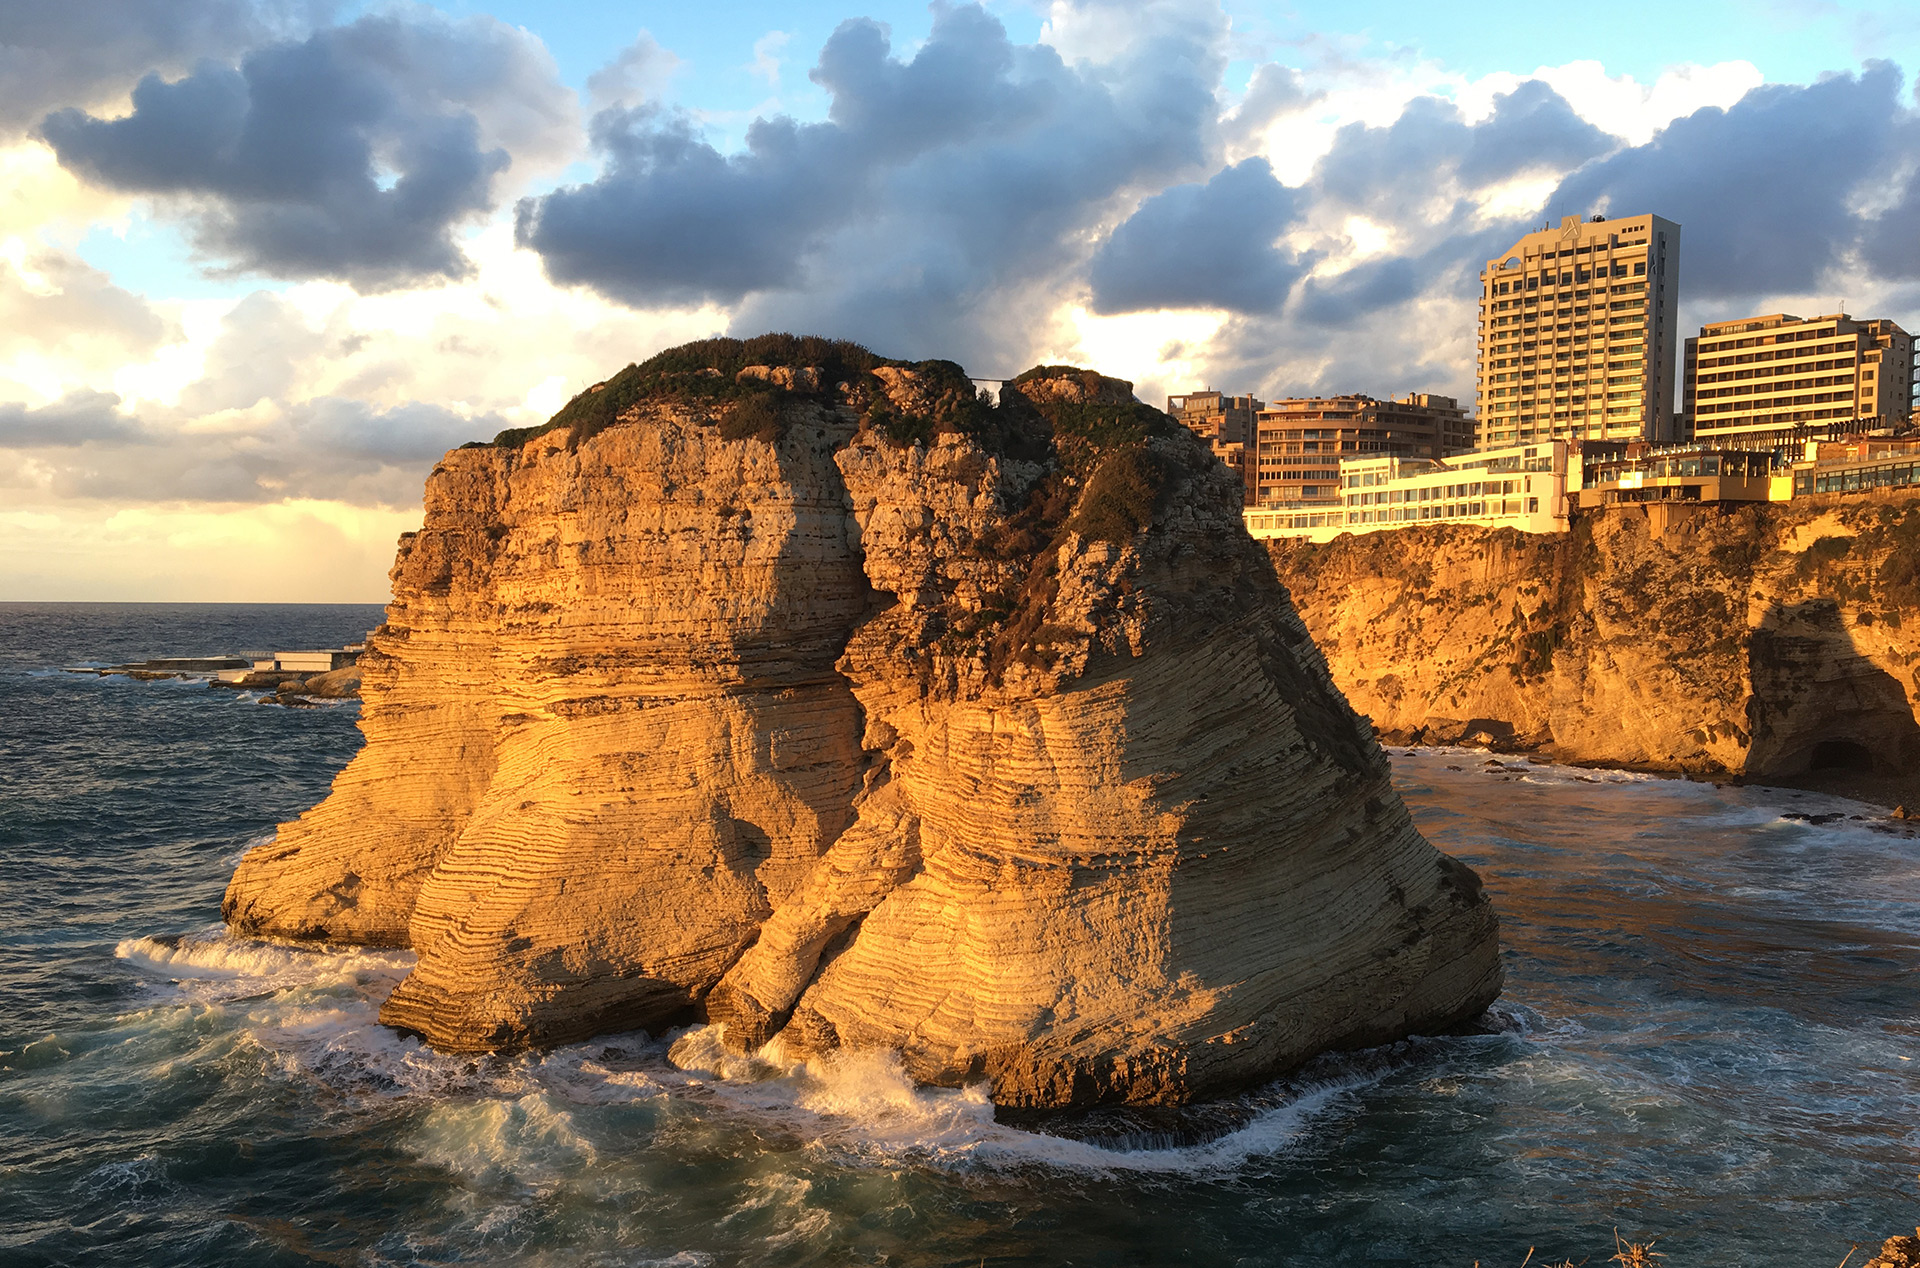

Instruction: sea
[2,601,1918,1267]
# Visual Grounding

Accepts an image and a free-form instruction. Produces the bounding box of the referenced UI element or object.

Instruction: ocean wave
[645,1022,1497,1176]
[116,929,415,993]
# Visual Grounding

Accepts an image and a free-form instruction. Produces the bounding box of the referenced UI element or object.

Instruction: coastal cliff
[1267,497,1920,790]
[223,335,1501,1109]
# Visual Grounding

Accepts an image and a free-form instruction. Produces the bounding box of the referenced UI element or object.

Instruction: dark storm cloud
[517,3,1217,363]
[0,0,321,134]
[1088,158,1308,314]
[38,12,571,290]
[1550,63,1911,298]
[1291,218,1535,327]
[0,391,138,447]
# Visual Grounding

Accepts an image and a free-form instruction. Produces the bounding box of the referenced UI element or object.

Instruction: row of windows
[1695,341,1856,368]
[1488,292,1648,315]
[1487,357,1643,372]
[1699,327,1837,354]
[1796,462,1920,495]
[1247,497,1546,533]
[1694,376,1858,399]
[1485,338,1645,355]
[1490,264,1646,294]
[1490,402,1645,417]
[1695,392,1859,414]
[1342,478,1527,500]
[1693,359,1859,382]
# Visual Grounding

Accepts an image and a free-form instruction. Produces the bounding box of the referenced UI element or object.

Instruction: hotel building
[1476,213,1681,448]
[1249,393,1473,506]
[1684,312,1915,448]
[1243,440,1585,542]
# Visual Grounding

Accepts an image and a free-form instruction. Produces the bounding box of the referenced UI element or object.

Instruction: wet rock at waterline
[222,335,1502,1109]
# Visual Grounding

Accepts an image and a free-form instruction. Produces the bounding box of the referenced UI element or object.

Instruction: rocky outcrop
[1267,497,1920,785]
[224,336,1501,1108]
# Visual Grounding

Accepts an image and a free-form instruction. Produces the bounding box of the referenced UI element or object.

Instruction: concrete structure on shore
[1477,213,1680,448]
[1244,440,1586,542]
[1684,312,1915,449]
[1249,393,1473,507]
[218,645,364,682]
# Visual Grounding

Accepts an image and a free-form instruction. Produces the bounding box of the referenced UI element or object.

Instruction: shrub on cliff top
[1009,364,1177,479]
[719,388,789,444]
[489,334,893,449]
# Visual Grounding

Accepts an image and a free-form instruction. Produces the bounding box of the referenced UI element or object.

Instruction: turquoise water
[3,602,1917,1265]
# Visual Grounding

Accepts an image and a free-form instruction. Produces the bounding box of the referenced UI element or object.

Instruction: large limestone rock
[1267,501,1920,784]
[224,336,1502,1107]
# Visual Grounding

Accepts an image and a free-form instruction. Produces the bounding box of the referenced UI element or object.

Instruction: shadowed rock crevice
[224,337,1502,1109]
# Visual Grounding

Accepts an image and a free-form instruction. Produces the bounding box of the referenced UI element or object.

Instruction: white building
[1243,440,1585,542]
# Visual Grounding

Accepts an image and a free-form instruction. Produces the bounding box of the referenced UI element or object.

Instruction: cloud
[1550,63,1911,297]
[1313,80,1614,215]
[0,248,170,369]
[587,32,682,112]
[748,31,791,88]
[7,393,494,506]
[0,0,321,135]
[1222,62,1317,156]
[517,3,1220,369]
[37,11,576,290]
[0,390,138,446]
[1088,158,1308,314]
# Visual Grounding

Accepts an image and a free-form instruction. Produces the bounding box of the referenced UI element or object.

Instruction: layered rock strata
[225,337,1501,1107]
[1267,498,1920,783]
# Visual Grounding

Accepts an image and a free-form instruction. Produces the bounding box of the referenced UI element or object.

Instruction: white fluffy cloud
[7,0,1920,599]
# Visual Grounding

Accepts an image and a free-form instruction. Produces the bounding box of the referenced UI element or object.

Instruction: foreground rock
[223,336,1501,1109]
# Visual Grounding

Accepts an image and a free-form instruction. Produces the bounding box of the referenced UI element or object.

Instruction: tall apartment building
[1168,390,1264,505]
[1477,213,1681,448]
[1685,312,1915,448]
[1250,392,1472,506]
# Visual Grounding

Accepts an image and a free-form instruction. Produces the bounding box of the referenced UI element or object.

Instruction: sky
[4,0,1919,601]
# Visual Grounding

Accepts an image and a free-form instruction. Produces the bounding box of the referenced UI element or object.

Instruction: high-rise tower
[1476,213,1680,448]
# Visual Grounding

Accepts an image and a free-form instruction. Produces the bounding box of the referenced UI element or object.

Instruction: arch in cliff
[1744,599,1920,778]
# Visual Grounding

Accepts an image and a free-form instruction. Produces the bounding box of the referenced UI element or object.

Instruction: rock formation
[224,336,1501,1109]
[1267,499,1920,785]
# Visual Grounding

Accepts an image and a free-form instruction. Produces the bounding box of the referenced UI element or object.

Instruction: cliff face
[1267,498,1920,783]
[224,337,1501,1109]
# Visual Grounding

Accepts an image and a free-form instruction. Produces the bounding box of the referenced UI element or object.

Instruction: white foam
[104,930,1485,1179]
[116,929,414,997]
[650,1022,1403,1175]
[409,1092,598,1188]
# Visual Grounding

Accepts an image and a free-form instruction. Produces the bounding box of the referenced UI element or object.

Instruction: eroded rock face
[224,338,1502,1105]
[1267,500,1920,780]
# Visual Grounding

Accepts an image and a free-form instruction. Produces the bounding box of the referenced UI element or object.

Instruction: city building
[1684,312,1915,448]
[1168,390,1263,504]
[1249,392,1473,507]
[1243,440,1588,542]
[1575,444,1788,510]
[1167,391,1262,446]
[1790,435,1920,496]
[1477,213,1681,448]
